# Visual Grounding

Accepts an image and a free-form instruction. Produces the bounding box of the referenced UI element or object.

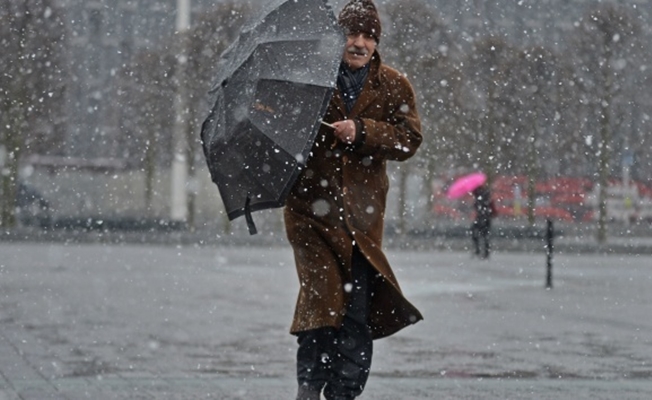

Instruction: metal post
[545,219,554,289]
[0,145,6,169]
[170,0,191,223]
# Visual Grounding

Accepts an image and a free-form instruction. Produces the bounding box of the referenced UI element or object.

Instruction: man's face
[342,32,377,70]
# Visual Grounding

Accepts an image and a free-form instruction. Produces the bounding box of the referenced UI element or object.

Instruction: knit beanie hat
[338,0,382,43]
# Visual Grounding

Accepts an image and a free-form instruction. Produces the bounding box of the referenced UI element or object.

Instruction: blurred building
[58,0,215,159]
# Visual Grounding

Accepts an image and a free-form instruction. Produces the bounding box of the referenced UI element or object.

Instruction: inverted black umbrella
[200,0,345,235]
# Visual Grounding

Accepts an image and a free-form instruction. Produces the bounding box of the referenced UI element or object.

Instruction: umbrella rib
[245,117,304,162]
[255,38,340,87]
[247,79,331,159]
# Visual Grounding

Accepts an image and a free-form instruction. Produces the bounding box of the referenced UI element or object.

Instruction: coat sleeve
[354,71,422,161]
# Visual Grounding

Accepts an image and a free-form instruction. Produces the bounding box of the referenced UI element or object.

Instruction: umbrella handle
[245,195,258,235]
[320,120,335,129]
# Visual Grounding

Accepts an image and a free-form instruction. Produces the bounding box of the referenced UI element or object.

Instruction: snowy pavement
[1,243,652,399]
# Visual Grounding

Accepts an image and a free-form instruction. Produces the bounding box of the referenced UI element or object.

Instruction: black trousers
[296,247,374,399]
[471,219,491,258]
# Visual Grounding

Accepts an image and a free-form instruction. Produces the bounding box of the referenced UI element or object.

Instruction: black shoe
[297,384,321,400]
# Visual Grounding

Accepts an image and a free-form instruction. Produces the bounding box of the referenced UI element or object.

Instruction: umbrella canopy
[200,0,345,234]
[447,172,487,199]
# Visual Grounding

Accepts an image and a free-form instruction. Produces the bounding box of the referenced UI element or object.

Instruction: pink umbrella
[446,172,487,199]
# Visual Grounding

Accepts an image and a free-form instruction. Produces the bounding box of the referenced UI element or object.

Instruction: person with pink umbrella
[447,172,495,258]
[471,183,496,258]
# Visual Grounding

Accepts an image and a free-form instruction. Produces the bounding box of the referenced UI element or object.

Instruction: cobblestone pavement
[2,243,652,399]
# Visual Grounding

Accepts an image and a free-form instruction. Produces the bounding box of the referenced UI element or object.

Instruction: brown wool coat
[284,52,424,340]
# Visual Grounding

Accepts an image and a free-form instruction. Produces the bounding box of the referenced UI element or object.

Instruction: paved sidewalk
[1,243,652,399]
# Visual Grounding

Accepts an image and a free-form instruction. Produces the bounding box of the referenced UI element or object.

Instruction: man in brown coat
[284,0,423,399]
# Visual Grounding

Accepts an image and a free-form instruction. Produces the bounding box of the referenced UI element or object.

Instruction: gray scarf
[337,63,369,113]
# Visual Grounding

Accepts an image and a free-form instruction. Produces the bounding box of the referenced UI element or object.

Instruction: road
[1,243,651,399]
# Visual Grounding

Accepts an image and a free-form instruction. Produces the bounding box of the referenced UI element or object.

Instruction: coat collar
[333,51,383,118]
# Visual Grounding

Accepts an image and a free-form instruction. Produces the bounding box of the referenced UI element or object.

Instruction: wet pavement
[1,242,652,399]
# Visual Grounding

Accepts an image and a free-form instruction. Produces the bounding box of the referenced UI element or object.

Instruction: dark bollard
[545,219,554,289]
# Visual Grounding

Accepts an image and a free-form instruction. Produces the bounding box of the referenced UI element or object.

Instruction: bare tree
[456,37,517,181]
[116,50,176,212]
[382,0,461,230]
[0,0,66,227]
[570,3,641,242]
[500,46,581,224]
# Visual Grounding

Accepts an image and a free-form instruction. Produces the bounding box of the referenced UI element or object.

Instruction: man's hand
[331,120,357,144]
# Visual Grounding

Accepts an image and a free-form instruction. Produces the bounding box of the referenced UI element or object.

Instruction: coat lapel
[331,90,347,120]
[348,53,381,118]
[349,81,379,117]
